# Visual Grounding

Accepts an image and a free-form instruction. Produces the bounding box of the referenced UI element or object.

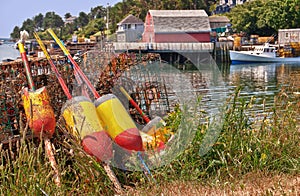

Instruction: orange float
[22,87,56,137]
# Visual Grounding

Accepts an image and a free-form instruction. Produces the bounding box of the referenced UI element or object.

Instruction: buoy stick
[18,31,60,186]
[47,29,100,99]
[102,162,123,194]
[18,40,35,90]
[33,32,72,99]
[120,86,151,123]
[44,137,61,186]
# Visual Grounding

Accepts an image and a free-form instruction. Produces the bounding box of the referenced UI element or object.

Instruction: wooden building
[116,14,144,42]
[278,28,300,45]
[142,10,211,43]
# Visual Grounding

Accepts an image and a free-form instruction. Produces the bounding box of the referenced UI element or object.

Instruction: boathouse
[116,14,144,42]
[142,10,211,43]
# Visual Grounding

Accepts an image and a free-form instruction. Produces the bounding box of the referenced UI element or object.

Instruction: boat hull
[230,50,300,64]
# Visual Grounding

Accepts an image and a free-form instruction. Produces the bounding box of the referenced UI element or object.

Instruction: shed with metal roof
[142,10,211,43]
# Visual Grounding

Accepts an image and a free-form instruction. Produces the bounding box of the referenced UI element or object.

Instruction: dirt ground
[125,173,300,195]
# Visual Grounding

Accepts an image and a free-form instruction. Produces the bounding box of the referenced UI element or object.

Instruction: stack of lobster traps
[0,49,172,147]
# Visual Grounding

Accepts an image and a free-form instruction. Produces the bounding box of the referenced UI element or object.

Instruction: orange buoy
[62,96,113,162]
[94,94,143,151]
[139,131,165,151]
[22,86,56,137]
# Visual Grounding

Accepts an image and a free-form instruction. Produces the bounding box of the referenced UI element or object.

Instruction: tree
[75,12,89,29]
[65,13,72,20]
[21,18,35,38]
[227,0,300,36]
[80,18,106,37]
[43,12,64,30]
[10,26,21,39]
[33,13,44,31]
[89,6,106,19]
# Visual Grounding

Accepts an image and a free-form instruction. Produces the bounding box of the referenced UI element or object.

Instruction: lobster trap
[0,45,173,144]
[81,48,171,126]
[0,56,73,142]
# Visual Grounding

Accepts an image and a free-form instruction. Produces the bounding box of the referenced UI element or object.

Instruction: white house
[116,14,144,42]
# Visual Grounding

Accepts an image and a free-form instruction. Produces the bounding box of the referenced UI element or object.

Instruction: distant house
[142,10,211,43]
[213,0,250,14]
[278,28,300,45]
[64,16,77,25]
[116,14,144,42]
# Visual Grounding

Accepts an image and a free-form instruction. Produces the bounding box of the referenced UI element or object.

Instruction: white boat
[230,43,300,63]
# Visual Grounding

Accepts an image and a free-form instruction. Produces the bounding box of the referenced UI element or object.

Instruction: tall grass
[152,86,299,184]
[0,86,299,194]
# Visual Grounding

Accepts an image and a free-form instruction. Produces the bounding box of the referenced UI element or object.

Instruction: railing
[112,42,214,52]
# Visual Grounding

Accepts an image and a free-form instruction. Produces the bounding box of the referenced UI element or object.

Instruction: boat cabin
[249,44,277,58]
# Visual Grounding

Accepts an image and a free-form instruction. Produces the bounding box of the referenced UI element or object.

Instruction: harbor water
[0,41,20,61]
[182,62,300,114]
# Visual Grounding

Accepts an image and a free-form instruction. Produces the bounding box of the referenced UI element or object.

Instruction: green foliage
[75,12,89,29]
[43,12,64,30]
[33,14,44,32]
[227,0,300,36]
[64,13,72,20]
[10,26,20,39]
[153,86,299,183]
[21,19,35,37]
[79,18,106,37]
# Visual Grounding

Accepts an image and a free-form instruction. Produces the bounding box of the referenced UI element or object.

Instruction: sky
[0,0,120,38]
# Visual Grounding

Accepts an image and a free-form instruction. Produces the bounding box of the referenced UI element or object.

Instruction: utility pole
[106,3,109,31]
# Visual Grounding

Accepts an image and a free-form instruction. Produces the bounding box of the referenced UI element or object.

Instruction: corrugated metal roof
[149,10,208,17]
[118,14,144,25]
[149,10,211,33]
[278,28,300,32]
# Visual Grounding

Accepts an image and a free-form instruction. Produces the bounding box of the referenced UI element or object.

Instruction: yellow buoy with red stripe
[94,94,143,151]
[22,87,56,137]
[62,96,113,162]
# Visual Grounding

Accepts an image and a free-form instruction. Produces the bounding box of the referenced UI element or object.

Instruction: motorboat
[230,43,300,63]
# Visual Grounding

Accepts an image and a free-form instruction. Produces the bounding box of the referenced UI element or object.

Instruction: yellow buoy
[94,94,143,151]
[62,96,113,162]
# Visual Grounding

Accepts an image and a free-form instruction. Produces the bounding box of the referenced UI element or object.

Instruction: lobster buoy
[94,94,143,151]
[62,96,113,162]
[22,86,56,138]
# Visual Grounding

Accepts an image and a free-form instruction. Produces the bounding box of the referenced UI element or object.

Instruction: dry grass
[126,173,300,195]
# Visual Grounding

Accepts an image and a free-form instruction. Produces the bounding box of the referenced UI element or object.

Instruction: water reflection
[224,63,300,113]
[182,62,300,116]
